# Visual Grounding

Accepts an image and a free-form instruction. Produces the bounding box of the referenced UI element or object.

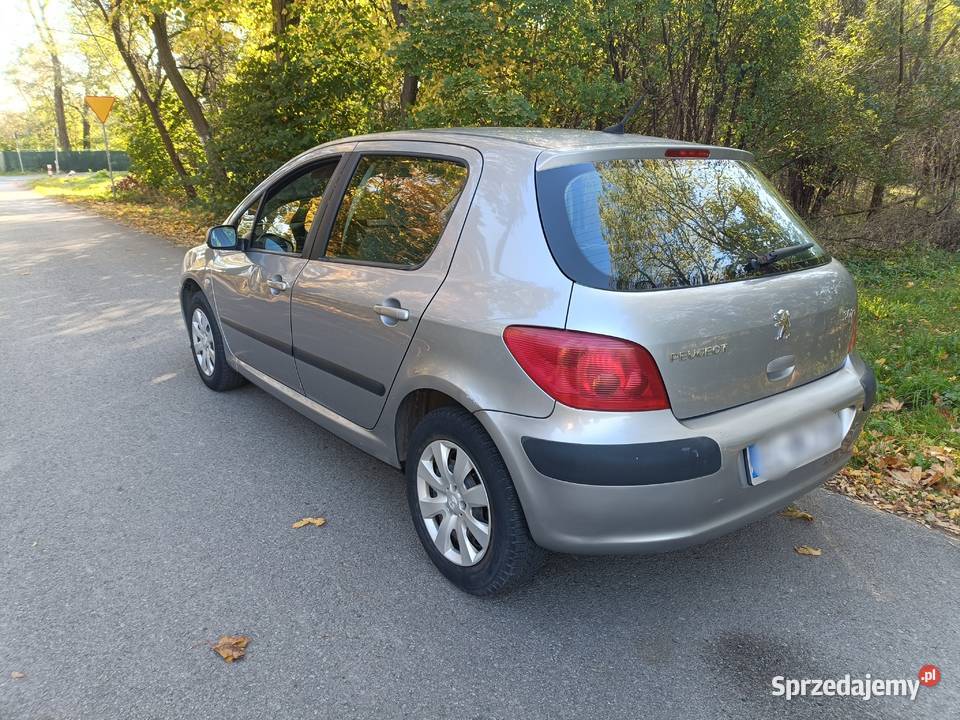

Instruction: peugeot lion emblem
[774,309,791,340]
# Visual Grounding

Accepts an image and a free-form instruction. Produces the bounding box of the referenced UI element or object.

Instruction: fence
[0,150,131,173]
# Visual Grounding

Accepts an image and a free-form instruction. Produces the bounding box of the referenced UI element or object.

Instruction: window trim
[309,150,471,270]
[241,155,346,259]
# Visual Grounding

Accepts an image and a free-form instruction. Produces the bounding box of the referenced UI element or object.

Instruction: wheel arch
[179,277,203,323]
[392,385,477,468]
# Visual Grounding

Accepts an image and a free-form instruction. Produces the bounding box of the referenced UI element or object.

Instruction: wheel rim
[191,308,216,377]
[417,440,491,567]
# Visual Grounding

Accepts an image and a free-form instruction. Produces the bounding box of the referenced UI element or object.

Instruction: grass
[830,249,959,535]
[28,173,960,535]
[32,171,125,199]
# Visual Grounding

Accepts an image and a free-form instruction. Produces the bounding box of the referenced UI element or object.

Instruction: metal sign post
[100,122,114,196]
[14,132,24,172]
[84,95,117,196]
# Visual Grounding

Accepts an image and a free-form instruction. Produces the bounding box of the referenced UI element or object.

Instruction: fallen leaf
[922,464,948,487]
[780,506,814,521]
[875,454,899,468]
[943,457,956,479]
[292,517,326,529]
[878,398,904,412]
[211,635,250,663]
[11,671,25,680]
[794,545,822,557]
[888,469,917,486]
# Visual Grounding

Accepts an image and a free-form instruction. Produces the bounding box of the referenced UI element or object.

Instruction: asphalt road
[1,176,958,720]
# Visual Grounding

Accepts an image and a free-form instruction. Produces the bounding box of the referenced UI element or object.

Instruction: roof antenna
[602,96,644,134]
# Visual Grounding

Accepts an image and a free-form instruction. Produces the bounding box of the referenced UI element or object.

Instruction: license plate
[746,409,855,485]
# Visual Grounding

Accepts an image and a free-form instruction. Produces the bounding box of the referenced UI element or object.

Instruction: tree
[27,0,73,152]
[86,0,196,198]
[149,10,226,182]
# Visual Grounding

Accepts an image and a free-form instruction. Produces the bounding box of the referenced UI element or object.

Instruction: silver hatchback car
[181,128,875,595]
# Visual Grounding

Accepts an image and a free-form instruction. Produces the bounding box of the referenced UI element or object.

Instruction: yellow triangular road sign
[85,96,116,124]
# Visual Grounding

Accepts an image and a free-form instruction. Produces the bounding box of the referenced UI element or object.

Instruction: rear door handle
[266,275,289,292]
[374,304,410,321]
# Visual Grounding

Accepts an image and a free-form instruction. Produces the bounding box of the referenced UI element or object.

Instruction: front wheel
[406,407,545,596]
[186,292,245,392]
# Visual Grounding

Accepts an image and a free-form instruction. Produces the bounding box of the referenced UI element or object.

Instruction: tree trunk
[390,0,419,112]
[867,183,885,217]
[97,2,196,198]
[150,12,226,182]
[271,0,299,63]
[51,58,72,152]
[785,166,815,217]
[28,0,72,152]
[400,74,419,110]
[82,108,91,150]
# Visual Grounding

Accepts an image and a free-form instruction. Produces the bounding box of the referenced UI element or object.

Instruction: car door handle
[374,304,410,321]
[266,276,289,292]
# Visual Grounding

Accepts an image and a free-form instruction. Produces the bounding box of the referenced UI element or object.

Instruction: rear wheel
[186,292,245,391]
[406,407,545,595]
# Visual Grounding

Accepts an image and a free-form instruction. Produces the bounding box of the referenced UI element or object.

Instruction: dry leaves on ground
[830,438,960,536]
[780,506,814,521]
[878,397,905,412]
[794,545,823,557]
[292,517,327,529]
[10,671,26,680]
[57,196,215,247]
[211,635,250,663]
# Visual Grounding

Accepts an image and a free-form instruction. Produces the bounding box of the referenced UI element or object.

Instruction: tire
[185,291,245,392]
[406,407,546,596]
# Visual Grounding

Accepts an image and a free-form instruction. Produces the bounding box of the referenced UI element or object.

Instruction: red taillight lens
[503,327,670,411]
[665,148,710,158]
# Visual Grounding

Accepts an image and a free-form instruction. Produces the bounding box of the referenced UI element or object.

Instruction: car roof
[316,127,754,166]
[340,126,700,149]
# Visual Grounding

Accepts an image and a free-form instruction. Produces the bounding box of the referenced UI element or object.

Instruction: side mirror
[206,225,239,250]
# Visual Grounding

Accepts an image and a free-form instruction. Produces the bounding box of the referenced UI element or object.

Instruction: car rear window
[536,158,830,291]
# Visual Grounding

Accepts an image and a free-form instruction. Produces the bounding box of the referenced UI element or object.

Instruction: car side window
[324,155,468,267]
[235,198,259,242]
[249,161,338,255]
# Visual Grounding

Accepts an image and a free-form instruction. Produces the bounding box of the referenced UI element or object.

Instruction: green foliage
[11,0,960,226]
[214,0,393,200]
[120,95,203,196]
[397,0,621,128]
[846,249,960,445]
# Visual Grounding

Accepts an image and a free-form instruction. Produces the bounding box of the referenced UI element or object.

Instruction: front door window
[250,163,338,255]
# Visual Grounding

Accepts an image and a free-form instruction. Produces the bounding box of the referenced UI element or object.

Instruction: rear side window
[537,159,829,291]
[324,155,468,267]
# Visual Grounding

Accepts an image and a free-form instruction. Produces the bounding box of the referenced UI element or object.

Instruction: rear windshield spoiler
[536,144,755,172]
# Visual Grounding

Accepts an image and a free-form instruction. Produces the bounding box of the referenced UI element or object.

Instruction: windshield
[536,158,830,291]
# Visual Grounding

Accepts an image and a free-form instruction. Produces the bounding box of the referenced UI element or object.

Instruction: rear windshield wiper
[744,242,814,273]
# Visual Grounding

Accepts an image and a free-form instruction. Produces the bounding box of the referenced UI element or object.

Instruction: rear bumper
[477,353,874,554]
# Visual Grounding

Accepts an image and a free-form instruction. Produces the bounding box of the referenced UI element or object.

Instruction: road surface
[1,177,957,719]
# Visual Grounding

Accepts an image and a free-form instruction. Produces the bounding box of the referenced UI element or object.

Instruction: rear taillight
[848,307,858,354]
[503,327,670,411]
